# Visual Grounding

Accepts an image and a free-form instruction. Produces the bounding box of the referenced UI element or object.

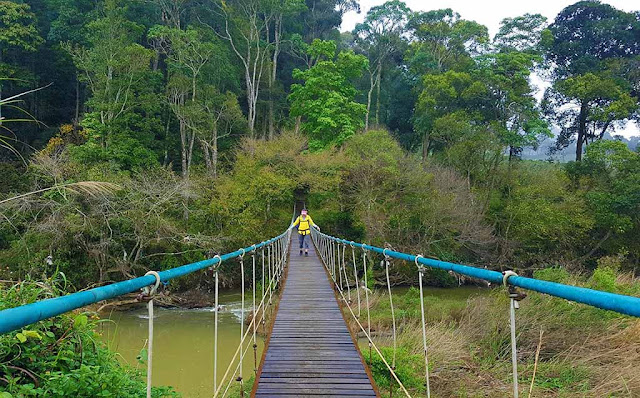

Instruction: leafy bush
[0,274,178,397]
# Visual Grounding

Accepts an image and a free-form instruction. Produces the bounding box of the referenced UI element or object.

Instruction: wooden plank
[254,235,376,396]
[260,372,370,379]
[256,388,376,396]
[259,378,371,384]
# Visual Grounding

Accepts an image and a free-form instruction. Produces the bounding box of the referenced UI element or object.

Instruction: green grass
[349,269,640,397]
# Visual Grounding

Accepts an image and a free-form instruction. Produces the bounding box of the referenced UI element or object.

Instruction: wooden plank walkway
[254,234,377,397]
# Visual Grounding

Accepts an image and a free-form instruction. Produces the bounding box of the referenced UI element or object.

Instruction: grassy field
[346,267,640,397]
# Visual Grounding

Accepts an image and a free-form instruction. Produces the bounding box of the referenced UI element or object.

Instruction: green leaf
[74,314,88,329]
[22,330,42,340]
[136,348,148,364]
[0,392,13,398]
[15,332,26,343]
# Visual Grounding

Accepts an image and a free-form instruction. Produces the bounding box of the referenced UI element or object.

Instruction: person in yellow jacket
[292,209,319,256]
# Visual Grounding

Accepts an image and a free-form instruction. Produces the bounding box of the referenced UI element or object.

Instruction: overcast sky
[341,0,640,138]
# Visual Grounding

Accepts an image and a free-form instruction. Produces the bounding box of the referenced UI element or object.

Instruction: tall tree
[65,0,155,157]
[150,25,229,178]
[544,1,640,160]
[289,39,368,150]
[406,9,488,75]
[353,0,410,130]
[204,0,275,137]
[493,13,548,54]
[0,1,43,121]
[265,0,305,139]
[543,72,638,160]
[477,51,551,160]
[302,0,359,42]
[546,1,640,78]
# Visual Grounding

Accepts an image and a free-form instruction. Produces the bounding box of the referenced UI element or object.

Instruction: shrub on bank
[0,274,178,397]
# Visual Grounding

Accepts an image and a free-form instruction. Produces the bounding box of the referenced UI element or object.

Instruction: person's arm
[292,216,300,227]
[310,217,319,230]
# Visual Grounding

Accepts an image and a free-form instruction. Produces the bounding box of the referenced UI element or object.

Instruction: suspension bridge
[1,212,640,397]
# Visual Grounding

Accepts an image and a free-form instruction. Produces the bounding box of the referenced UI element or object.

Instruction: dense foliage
[0,0,638,288]
[0,0,639,395]
[0,274,177,397]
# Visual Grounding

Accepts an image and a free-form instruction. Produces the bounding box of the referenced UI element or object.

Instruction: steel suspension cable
[217,261,280,396]
[342,243,351,302]
[504,271,521,398]
[334,280,411,397]
[261,247,266,333]
[217,234,290,397]
[383,251,398,397]
[252,248,258,375]
[212,254,222,395]
[362,248,372,360]
[312,231,410,397]
[415,255,431,398]
[268,244,272,305]
[351,244,361,318]
[338,243,344,292]
[237,249,246,397]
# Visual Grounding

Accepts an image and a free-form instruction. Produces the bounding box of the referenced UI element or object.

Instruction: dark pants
[298,234,309,249]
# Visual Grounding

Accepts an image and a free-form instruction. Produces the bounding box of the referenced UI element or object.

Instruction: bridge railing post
[251,248,258,376]
[415,255,431,398]
[503,270,525,398]
[142,271,161,398]
[211,255,222,396]
[236,249,246,397]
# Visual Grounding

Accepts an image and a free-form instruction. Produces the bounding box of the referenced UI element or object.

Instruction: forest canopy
[0,0,638,290]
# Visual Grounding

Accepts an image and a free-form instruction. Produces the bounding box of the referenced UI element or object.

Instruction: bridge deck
[254,235,377,397]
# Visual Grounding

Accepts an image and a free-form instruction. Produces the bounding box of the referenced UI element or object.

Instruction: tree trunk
[163,114,170,167]
[74,77,80,127]
[268,96,275,139]
[187,130,195,172]
[294,116,302,134]
[270,16,282,139]
[180,119,188,178]
[598,120,611,140]
[211,126,218,178]
[202,140,212,171]
[153,49,160,71]
[246,69,256,137]
[422,133,430,161]
[365,71,374,131]
[375,61,382,126]
[576,101,588,161]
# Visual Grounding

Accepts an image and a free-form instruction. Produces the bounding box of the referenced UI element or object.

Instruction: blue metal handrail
[314,230,640,318]
[0,231,289,334]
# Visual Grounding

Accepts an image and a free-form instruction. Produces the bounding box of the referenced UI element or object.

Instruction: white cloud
[342,0,640,137]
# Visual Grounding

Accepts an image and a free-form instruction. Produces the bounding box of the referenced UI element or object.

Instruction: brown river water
[99,290,264,397]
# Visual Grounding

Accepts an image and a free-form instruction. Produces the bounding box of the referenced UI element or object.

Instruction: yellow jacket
[293,215,315,235]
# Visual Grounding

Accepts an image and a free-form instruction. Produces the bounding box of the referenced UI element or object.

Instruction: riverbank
[94,288,222,313]
[348,267,640,397]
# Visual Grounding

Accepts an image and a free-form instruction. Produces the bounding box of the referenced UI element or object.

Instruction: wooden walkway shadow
[253,234,377,397]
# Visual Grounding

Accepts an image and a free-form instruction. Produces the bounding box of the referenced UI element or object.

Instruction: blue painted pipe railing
[314,231,640,318]
[0,231,289,334]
